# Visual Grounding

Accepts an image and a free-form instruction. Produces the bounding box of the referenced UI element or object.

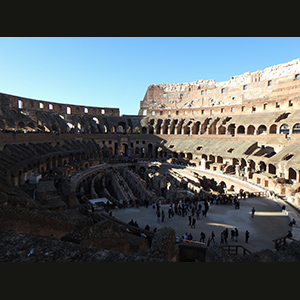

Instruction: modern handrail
[220,244,252,256]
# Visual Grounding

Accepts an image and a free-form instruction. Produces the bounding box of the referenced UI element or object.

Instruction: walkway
[111,196,292,253]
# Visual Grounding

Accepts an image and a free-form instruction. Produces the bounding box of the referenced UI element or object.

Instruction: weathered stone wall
[140,58,300,117]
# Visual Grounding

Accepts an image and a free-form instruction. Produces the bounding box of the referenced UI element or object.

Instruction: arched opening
[170,119,178,135]
[209,154,215,162]
[288,167,297,181]
[186,153,193,160]
[184,126,191,135]
[134,126,140,134]
[217,156,223,163]
[148,143,153,157]
[120,143,128,156]
[269,124,277,134]
[93,117,99,124]
[227,124,235,136]
[259,161,266,172]
[51,124,58,132]
[218,181,227,194]
[162,119,170,134]
[280,124,290,134]
[247,125,255,135]
[17,121,26,131]
[268,163,276,175]
[218,125,226,135]
[155,119,163,134]
[292,123,300,134]
[257,125,267,135]
[149,126,154,134]
[117,123,126,133]
[27,122,36,132]
[192,121,200,134]
[141,126,147,134]
[237,125,245,134]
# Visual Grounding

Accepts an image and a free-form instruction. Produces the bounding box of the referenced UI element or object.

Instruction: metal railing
[220,244,252,256]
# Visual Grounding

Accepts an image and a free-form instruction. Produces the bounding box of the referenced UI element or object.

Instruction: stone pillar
[200,158,206,170]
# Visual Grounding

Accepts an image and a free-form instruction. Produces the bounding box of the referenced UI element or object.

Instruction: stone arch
[155,119,163,134]
[257,124,267,135]
[192,121,200,134]
[170,119,178,134]
[149,126,154,134]
[247,125,255,135]
[227,124,235,136]
[162,119,171,134]
[127,119,133,133]
[280,123,290,134]
[147,143,153,157]
[259,161,267,172]
[27,122,36,131]
[17,121,26,131]
[218,125,226,135]
[186,152,193,160]
[269,124,277,134]
[217,156,223,163]
[292,123,300,134]
[117,121,126,133]
[269,163,276,175]
[237,125,245,134]
[288,167,297,181]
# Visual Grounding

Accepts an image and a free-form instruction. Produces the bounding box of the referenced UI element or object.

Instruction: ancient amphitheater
[1,58,300,262]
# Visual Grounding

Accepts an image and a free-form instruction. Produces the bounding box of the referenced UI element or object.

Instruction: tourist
[231,229,235,242]
[220,231,224,244]
[191,216,196,229]
[223,228,228,244]
[245,230,250,243]
[201,209,205,219]
[156,210,161,224]
[235,228,239,242]
[281,204,286,214]
[168,205,172,218]
[188,212,192,226]
[200,231,206,243]
[289,218,296,226]
[286,230,293,238]
[161,210,165,223]
[251,207,256,218]
[209,231,214,243]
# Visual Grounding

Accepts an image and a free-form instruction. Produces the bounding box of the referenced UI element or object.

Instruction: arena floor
[111,196,291,252]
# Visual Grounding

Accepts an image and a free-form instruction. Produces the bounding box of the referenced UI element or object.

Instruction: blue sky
[0,37,300,115]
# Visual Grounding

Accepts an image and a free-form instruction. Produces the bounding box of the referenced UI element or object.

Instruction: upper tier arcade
[0,92,119,133]
[139,58,300,117]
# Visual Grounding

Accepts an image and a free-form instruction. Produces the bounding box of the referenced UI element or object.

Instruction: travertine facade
[139,58,300,117]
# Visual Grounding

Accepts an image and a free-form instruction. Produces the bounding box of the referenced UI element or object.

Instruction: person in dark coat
[245,230,250,243]
[191,216,196,229]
